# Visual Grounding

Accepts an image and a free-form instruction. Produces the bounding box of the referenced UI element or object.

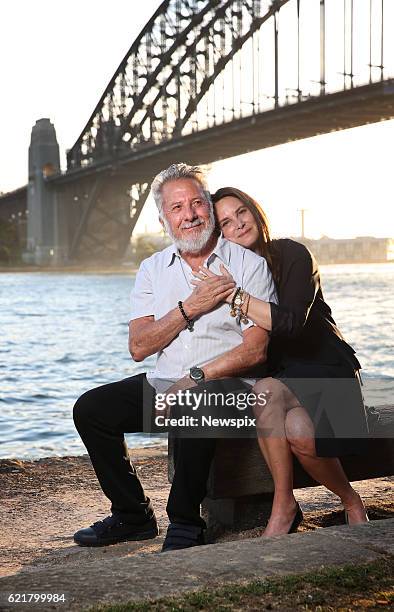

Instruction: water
[0,263,393,459]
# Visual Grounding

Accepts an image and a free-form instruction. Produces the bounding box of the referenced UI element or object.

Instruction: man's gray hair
[151,163,211,215]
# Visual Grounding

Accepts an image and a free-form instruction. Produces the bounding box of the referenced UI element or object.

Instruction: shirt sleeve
[240,250,278,331]
[270,245,319,338]
[130,259,155,321]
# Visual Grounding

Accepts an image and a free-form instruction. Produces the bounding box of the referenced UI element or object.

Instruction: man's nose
[183,203,198,220]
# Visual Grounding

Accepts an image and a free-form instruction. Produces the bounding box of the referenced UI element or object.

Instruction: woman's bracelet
[230,287,249,323]
[241,292,250,324]
[229,288,250,324]
[230,287,242,317]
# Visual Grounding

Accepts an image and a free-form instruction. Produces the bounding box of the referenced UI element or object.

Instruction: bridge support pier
[23,118,61,265]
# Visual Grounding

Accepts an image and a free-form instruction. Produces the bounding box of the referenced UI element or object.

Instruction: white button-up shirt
[130,235,277,390]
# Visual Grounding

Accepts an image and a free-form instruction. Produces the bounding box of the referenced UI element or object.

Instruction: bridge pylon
[23,118,61,265]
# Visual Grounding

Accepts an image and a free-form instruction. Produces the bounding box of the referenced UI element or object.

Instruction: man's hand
[191,264,236,305]
[154,376,198,419]
[184,270,235,318]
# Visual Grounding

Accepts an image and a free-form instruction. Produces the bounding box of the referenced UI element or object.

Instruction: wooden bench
[168,405,394,533]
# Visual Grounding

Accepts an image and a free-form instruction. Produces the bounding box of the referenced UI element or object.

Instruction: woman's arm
[244,294,272,331]
[193,264,272,330]
[269,245,319,338]
[194,244,319,338]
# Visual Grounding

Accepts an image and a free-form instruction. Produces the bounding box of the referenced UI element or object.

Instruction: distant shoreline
[0,265,138,275]
[0,261,392,274]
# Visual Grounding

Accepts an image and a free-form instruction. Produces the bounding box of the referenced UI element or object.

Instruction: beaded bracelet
[178,301,194,331]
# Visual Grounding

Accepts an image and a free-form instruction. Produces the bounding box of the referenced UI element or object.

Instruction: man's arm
[202,325,269,381]
[197,248,274,379]
[161,325,269,406]
[129,273,235,361]
[129,311,186,362]
[172,250,274,382]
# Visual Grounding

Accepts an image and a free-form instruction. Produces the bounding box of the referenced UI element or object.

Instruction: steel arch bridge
[29,1,394,261]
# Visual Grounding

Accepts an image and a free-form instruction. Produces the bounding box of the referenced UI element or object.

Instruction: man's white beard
[163,209,216,254]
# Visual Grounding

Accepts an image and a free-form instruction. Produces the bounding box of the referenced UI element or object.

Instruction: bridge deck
[50,79,394,185]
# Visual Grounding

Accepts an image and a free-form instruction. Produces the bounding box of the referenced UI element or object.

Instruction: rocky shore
[0,448,393,580]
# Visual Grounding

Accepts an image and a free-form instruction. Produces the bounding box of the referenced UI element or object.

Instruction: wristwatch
[189,366,205,383]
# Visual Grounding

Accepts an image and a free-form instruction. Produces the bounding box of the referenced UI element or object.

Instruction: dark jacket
[267,239,361,373]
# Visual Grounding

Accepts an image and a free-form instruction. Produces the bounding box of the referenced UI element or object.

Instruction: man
[73,162,277,550]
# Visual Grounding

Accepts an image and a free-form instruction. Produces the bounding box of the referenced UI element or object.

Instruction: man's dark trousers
[73,373,216,527]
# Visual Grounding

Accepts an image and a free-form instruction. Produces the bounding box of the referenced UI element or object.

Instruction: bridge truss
[58,0,392,261]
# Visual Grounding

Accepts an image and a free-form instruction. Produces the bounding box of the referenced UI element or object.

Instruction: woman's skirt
[273,360,370,457]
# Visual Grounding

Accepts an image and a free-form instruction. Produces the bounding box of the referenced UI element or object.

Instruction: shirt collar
[166,233,231,267]
[166,243,180,267]
[207,233,231,266]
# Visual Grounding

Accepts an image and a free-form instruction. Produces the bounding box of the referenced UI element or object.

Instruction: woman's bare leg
[285,406,368,524]
[253,379,298,536]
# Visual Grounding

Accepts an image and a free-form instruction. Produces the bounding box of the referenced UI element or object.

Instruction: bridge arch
[66,0,301,169]
[57,0,392,263]
[67,0,390,174]
[2,1,392,264]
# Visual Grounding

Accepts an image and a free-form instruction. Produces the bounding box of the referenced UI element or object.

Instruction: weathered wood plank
[169,406,394,497]
[205,405,394,499]
[169,405,393,531]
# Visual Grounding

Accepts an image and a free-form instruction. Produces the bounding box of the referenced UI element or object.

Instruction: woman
[194,187,369,536]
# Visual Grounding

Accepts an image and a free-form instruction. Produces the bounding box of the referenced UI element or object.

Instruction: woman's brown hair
[211,187,281,286]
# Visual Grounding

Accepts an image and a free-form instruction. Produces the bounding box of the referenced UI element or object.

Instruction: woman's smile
[237,227,251,238]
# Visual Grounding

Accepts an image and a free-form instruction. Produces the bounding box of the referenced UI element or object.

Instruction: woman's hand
[191,264,236,305]
[183,264,235,317]
[192,265,273,331]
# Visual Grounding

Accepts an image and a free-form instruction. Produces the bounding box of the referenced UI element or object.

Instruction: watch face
[190,367,204,381]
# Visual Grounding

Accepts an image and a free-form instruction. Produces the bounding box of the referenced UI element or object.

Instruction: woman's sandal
[288,502,304,533]
[344,509,370,525]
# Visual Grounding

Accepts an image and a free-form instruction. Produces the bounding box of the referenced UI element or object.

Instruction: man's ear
[159,216,165,231]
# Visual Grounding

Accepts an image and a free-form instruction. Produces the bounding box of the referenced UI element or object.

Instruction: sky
[1,0,393,240]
